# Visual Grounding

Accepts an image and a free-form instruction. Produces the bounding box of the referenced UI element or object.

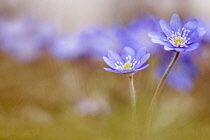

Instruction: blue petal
[148,32,166,39]
[103,57,116,69]
[173,47,186,52]
[164,45,175,51]
[170,14,183,32]
[185,43,199,51]
[151,38,169,46]
[104,68,119,73]
[183,19,198,31]
[105,69,134,74]
[188,30,199,43]
[135,53,150,68]
[121,47,135,61]
[197,27,206,37]
[135,47,146,60]
[136,64,150,71]
[140,53,150,65]
[108,50,123,62]
[160,19,173,36]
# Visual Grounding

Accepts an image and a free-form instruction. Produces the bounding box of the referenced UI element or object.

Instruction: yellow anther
[123,63,132,70]
[174,37,183,45]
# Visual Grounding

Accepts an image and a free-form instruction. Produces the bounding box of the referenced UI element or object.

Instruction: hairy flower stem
[145,52,180,138]
[127,74,137,140]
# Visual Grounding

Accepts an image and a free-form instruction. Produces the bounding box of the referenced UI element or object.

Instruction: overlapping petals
[103,47,150,75]
[148,13,206,52]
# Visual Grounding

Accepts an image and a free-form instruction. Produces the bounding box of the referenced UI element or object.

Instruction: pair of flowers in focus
[104,13,206,74]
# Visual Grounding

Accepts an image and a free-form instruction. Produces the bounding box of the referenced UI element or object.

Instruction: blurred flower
[79,24,123,59]
[74,98,111,116]
[103,47,150,75]
[149,14,206,52]
[0,18,57,62]
[123,15,161,53]
[49,34,85,60]
[157,51,198,92]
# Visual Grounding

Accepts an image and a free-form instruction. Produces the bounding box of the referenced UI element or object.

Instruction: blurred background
[0,0,210,140]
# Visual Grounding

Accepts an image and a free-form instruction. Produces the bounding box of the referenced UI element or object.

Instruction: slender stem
[128,74,136,116]
[145,52,180,137]
[127,74,137,140]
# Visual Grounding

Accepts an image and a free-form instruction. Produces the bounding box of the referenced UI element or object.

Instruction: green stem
[146,52,180,137]
[128,74,136,116]
[127,74,137,140]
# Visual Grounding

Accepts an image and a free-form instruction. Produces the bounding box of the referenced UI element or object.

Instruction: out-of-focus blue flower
[103,47,150,75]
[123,15,160,53]
[49,34,85,60]
[149,14,206,52]
[0,18,57,62]
[79,24,123,59]
[0,18,42,62]
[157,51,198,92]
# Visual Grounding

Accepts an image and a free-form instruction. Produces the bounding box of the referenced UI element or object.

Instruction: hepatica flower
[148,14,206,52]
[103,47,150,75]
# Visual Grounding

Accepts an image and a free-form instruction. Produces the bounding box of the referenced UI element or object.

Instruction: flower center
[174,37,183,45]
[164,28,191,48]
[123,63,132,70]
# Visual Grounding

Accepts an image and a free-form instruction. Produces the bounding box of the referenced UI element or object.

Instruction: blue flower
[148,14,206,52]
[103,47,150,75]
[49,34,85,60]
[124,15,161,54]
[79,24,123,59]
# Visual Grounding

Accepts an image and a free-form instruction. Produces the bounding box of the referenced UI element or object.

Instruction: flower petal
[197,27,206,37]
[151,38,170,46]
[185,43,199,51]
[121,47,135,61]
[136,64,150,71]
[103,56,116,69]
[104,68,119,73]
[135,47,146,60]
[108,50,123,62]
[170,14,183,32]
[148,32,166,39]
[160,19,173,36]
[135,53,150,68]
[140,53,150,65]
[188,30,199,43]
[173,47,186,52]
[164,46,175,51]
[183,19,198,31]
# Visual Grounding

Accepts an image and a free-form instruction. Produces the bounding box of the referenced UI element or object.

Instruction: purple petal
[173,47,186,52]
[103,57,116,69]
[104,68,118,73]
[160,19,173,36]
[108,50,123,62]
[105,68,134,74]
[148,32,166,39]
[188,30,199,43]
[140,53,150,65]
[185,43,199,51]
[121,47,135,61]
[135,47,146,60]
[135,53,150,68]
[197,27,206,37]
[184,19,198,31]
[164,46,175,51]
[151,38,170,46]
[136,64,150,71]
[170,14,183,32]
